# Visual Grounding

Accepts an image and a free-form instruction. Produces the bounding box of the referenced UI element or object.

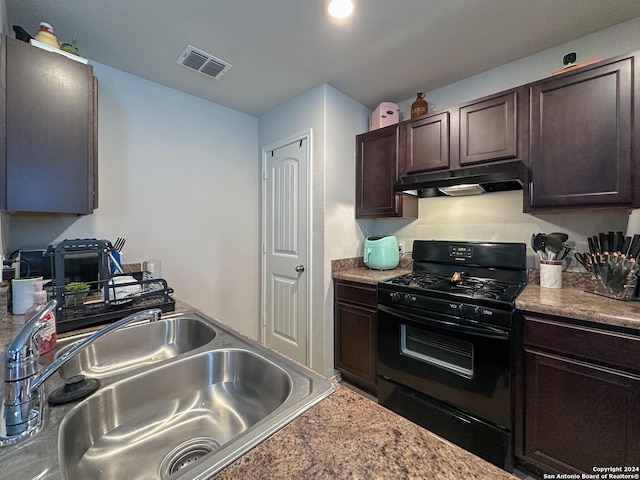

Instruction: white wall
[0,0,7,262]
[259,83,370,377]
[323,85,371,376]
[374,18,640,266]
[259,84,326,373]
[9,62,261,338]
[0,0,7,35]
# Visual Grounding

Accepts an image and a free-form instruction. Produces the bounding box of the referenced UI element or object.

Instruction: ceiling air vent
[176,45,232,79]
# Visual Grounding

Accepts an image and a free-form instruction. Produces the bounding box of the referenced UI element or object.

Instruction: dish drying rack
[54,275,175,333]
[46,238,175,333]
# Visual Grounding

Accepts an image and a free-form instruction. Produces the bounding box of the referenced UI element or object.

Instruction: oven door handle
[378,304,510,339]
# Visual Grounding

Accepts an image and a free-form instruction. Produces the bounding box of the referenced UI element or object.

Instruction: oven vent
[176,45,232,79]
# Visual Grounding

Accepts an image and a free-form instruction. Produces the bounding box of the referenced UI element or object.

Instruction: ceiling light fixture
[328,0,354,19]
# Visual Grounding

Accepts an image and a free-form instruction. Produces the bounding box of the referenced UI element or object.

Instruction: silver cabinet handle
[295,265,305,273]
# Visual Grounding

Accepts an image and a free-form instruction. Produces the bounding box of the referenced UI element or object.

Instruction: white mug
[12,277,44,314]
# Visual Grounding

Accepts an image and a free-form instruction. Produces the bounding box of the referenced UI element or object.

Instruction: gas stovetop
[383,272,524,303]
[377,240,528,326]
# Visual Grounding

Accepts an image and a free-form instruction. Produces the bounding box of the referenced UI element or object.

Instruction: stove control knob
[462,304,479,319]
[390,292,401,302]
[403,294,416,304]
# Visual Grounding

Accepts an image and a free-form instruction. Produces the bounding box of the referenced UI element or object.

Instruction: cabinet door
[335,300,377,394]
[402,112,450,174]
[523,349,640,473]
[459,91,517,166]
[4,36,96,214]
[527,57,634,209]
[356,125,417,218]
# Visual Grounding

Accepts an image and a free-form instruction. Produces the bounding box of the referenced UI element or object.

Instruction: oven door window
[400,324,473,378]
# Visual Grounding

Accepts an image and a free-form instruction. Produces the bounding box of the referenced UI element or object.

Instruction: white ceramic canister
[539,261,563,289]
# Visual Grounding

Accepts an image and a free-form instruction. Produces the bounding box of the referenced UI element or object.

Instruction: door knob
[295,265,305,273]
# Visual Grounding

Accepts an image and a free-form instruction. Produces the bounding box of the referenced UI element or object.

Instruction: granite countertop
[331,257,411,285]
[0,297,517,479]
[214,384,516,480]
[517,281,640,331]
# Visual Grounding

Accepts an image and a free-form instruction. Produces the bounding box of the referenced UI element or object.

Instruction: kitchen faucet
[1,300,161,447]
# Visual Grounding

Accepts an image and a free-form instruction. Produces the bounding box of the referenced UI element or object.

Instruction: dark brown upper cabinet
[0,35,97,215]
[401,111,450,174]
[356,124,417,219]
[458,91,518,167]
[399,88,525,177]
[525,53,638,211]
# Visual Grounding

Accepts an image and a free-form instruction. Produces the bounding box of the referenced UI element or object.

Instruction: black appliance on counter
[45,238,175,333]
[377,240,527,471]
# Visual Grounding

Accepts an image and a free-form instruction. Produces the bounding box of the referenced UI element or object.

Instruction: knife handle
[593,233,605,253]
[592,235,601,254]
[599,233,608,252]
[587,237,596,255]
[615,232,623,252]
[629,234,640,259]
[621,236,632,256]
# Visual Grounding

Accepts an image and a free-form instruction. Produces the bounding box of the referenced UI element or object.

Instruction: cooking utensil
[587,237,596,255]
[113,237,126,252]
[548,232,569,243]
[544,235,564,261]
[608,231,615,252]
[557,245,572,261]
[531,234,547,260]
[592,235,601,254]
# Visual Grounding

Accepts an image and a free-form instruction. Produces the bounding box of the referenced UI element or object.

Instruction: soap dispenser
[23,280,57,355]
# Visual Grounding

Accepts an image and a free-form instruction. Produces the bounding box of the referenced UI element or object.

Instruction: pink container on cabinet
[369,102,399,130]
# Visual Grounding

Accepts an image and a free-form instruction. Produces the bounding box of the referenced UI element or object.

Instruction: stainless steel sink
[59,349,293,480]
[55,314,217,381]
[0,311,334,479]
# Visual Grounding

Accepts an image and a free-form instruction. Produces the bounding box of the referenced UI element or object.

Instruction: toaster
[369,102,399,131]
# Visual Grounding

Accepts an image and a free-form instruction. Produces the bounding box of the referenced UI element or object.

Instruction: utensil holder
[540,261,563,289]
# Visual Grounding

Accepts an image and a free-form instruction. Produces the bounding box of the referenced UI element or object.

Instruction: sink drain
[160,437,220,478]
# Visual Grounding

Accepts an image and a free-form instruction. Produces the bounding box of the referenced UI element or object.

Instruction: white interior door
[262,135,309,365]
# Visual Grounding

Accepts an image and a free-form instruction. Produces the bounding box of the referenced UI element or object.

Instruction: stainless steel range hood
[394,160,527,198]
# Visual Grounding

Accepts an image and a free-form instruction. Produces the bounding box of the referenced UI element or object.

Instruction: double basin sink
[0,311,335,479]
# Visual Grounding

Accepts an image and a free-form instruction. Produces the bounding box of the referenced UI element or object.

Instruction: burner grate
[387,272,519,302]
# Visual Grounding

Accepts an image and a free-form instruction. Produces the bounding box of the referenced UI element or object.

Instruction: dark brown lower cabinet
[334,280,378,395]
[516,313,640,475]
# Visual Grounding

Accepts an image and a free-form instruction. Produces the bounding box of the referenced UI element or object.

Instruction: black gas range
[377,240,527,471]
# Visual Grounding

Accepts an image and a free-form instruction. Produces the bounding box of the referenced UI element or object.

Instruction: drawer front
[523,315,640,373]
[335,280,377,307]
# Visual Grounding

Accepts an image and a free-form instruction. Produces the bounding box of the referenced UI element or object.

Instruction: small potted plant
[65,281,90,306]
